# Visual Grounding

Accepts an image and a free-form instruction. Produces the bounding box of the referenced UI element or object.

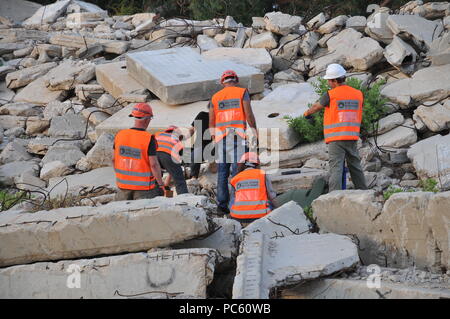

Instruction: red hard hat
[129,103,153,118]
[221,70,239,84]
[239,152,260,165]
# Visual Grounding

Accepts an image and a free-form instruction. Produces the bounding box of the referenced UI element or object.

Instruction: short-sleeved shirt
[318,93,330,107]
[113,127,157,156]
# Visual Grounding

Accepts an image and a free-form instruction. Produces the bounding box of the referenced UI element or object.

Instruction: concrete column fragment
[0,248,217,299]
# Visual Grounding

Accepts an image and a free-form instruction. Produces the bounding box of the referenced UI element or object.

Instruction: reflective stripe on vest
[155,130,183,163]
[114,129,156,191]
[323,85,364,144]
[212,86,247,143]
[230,168,272,220]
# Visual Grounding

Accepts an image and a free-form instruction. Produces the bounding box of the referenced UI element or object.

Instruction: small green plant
[304,206,314,220]
[419,178,439,193]
[286,77,388,144]
[0,190,28,211]
[383,185,417,201]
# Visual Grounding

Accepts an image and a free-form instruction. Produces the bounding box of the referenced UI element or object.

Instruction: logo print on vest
[218,99,240,110]
[236,179,260,190]
[119,146,141,159]
[337,100,359,110]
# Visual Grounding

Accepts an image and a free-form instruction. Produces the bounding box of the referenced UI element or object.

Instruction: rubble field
[0,0,449,299]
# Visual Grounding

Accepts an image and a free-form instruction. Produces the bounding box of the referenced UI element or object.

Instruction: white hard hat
[323,64,347,80]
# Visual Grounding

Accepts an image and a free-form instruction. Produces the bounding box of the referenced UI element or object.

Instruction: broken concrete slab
[27,137,85,156]
[126,47,264,105]
[96,100,208,137]
[373,119,417,148]
[22,0,71,26]
[40,160,73,181]
[13,77,67,105]
[46,166,116,198]
[0,102,41,117]
[76,132,113,171]
[197,34,220,52]
[49,33,129,55]
[299,31,319,56]
[413,102,450,132]
[0,248,217,298]
[0,196,211,267]
[268,168,329,194]
[407,134,450,190]
[0,115,26,130]
[44,60,95,91]
[264,12,302,36]
[244,32,278,49]
[365,8,394,44]
[233,232,359,299]
[26,116,50,135]
[96,61,149,100]
[346,16,367,32]
[387,14,444,51]
[48,114,86,139]
[261,141,328,170]
[317,15,348,34]
[270,34,301,71]
[244,201,311,238]
[428,32,450,66]
[281,278,450,299]
[306,12,327,30]
[0,141,32,164]
[5,62,56,89]
[384,36,418,67]
[381,64,450,106]
[202,48,272,73]
[374,112,405,135]
[0,0,42,23]
[0,160,39,186]
[42,144,85,167]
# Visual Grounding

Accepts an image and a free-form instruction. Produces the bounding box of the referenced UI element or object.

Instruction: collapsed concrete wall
[312,191,450,272]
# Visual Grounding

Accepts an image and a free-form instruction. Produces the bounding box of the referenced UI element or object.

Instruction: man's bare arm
[304,102,325,117]
[209,105,216,141]
[243,100,258,141]
[149,155,164,187]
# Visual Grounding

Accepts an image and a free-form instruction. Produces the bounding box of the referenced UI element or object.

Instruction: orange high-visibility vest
[212,86,247,143]
[323,85,364,144]
[155,129,183,163]
[114,129,157,191]
[230,168,272,220]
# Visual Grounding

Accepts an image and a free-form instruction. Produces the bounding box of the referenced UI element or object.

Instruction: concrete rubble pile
[0,0,450,299]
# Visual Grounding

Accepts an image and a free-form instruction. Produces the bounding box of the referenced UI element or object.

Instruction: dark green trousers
[328,140,367,191]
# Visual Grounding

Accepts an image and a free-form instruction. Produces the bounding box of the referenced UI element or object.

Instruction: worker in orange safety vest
[229,152,277,225]
[303,64,368,191]
[155,126,188,195]
[209,70,258,215]
[113,102,165,200]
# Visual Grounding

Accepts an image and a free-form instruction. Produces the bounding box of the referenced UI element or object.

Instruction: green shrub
[286,77,388,144]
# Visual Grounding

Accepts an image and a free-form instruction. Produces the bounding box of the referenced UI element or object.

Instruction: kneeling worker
[113,103,165,200]
[229,152,277,225]
[155,125,189,195]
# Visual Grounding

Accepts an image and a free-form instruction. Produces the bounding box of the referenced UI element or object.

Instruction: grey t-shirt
[318,93,330,107]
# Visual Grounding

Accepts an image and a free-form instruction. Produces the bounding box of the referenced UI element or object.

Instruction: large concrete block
[126,47,264,105]
[95,101,208,137]
[268,168,329,194]
[202,48,272,73]
[0,248,217,298]
[232,232,359,299]
[313,190,450,271]
[0,196,211,267]
[13,77,67,105]
[96,61,147,100]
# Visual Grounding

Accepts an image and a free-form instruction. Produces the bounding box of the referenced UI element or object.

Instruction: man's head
[237,152,260,172]
[221,70,239,87]
[323,64,347,88]
[129,102,153,129]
